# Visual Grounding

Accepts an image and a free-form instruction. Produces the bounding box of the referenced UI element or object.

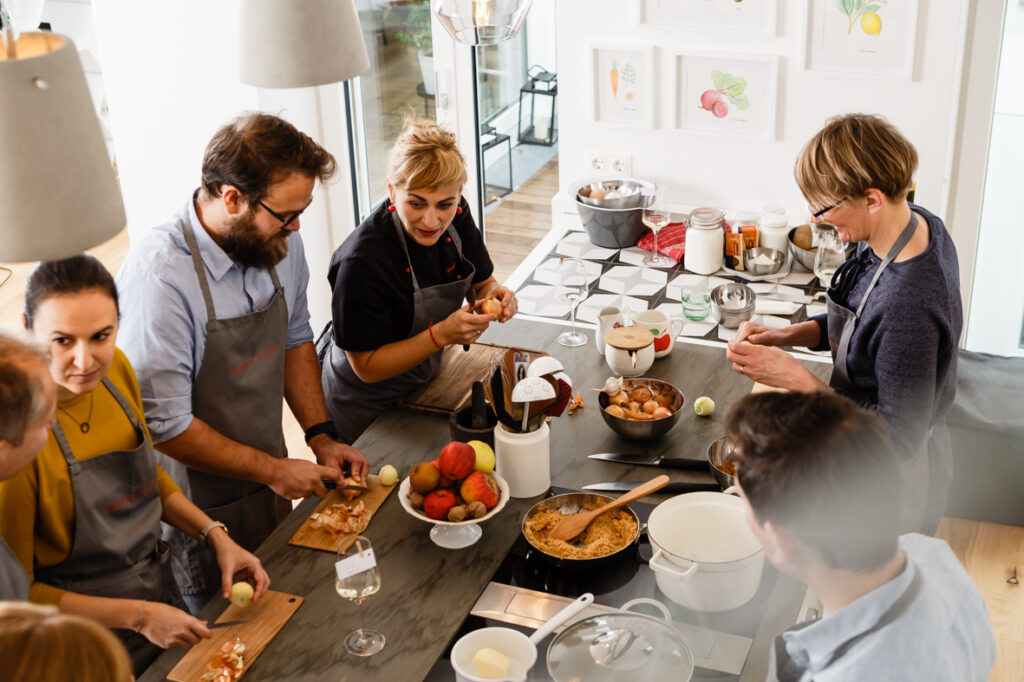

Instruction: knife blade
[588,453,709,471]
[322,479,369,494]
[582,481,721,494]
[209,620,249,629]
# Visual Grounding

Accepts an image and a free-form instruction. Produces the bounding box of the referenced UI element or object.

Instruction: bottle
[685,207,725,275]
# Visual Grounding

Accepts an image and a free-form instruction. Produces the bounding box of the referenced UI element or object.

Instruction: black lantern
[518,65,557,146]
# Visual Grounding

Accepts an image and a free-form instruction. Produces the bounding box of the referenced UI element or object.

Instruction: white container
[451,627,537,682]
[594,306,622,355]
[684,207,724,275]
[603,327,655,377]
[647,492,765,612]
[494,422,550,498]
[758,212,790,254]
[632,309,684,358]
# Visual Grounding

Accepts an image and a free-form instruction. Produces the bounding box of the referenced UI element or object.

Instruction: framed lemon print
[590,45,656,128]
[803,0,919,79]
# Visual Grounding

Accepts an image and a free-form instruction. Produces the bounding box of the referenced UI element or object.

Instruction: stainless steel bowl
[710,283,756,329]
[575,200,646,248]
[577,180,645,209]
[744,246,786,275]
[597,378,684,441]
[788,226,856,272]
[706,437,737,491]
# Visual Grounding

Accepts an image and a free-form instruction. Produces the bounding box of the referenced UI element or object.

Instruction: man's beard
[221,212,289,269]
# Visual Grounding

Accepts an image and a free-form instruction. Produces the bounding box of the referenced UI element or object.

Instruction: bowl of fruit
[399,441,510,549]
[598,378,684,441]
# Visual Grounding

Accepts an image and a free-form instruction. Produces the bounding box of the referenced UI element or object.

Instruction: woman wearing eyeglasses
[726,113,963,536]
[320,117,518,445]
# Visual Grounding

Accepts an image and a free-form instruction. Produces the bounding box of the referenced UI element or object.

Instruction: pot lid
[604,326,654,351]
[547,612,694,682]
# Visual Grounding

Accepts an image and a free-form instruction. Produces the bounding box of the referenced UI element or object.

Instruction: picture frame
[803,0,919,79]
[637,0,778,35]
[673,50,779,140]
[590,45,656,128]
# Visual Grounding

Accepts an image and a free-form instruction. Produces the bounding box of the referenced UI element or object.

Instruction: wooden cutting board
[167,590,303,682]
[288,474,397,553]
[398,342,548,414]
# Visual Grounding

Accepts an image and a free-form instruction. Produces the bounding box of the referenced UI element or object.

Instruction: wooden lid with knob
[604,326,655,351]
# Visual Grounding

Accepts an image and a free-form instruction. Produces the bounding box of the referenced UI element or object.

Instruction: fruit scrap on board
[197,639,246,681]
[568,394,584,414]
[310,501,372,535]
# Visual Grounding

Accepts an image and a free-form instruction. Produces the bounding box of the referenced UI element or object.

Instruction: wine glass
[554,256,589,347]
[335,536,385,656]
[813,225,846,288]
[641,190,671,266]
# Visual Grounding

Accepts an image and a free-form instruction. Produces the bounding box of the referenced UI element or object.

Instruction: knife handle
[663,482,722,494]
[659,458,711,471]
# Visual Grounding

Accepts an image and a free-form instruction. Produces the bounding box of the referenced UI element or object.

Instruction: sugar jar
[684,207,724,275]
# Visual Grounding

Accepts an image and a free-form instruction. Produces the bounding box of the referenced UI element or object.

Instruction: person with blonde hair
[321,117,518,443]
[0,601,134,682]
[726,113,962,535]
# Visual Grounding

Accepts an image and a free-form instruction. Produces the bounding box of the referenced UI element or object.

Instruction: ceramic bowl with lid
[710,283,756,328]
[603,326,655,377]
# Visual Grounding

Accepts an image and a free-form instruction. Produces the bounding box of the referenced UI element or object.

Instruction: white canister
[494,422,551,498]
[757,211,790,254]
[594,306,622,355]
[684,207,724,275]
[603,326,655,377]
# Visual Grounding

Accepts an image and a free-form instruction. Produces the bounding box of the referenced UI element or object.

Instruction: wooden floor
[483,157,558,285]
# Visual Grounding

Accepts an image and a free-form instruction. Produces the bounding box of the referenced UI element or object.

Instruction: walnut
[466,501,487,519]
[447,505,468,522]
[409,491,425,509]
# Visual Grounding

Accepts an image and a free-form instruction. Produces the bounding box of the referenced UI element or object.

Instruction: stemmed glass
[641,189,671,266]
[813,224,846,288]
[554,255,589,347]
[335,535,385,656]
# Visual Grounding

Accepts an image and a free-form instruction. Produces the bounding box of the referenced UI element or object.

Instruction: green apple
[229,581,254,608]
[468,440,495,473]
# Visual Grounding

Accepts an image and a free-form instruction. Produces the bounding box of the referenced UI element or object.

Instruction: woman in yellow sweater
[0,254,270,675]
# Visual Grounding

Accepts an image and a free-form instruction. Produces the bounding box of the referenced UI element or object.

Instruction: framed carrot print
[590,45,656,128]
[673,50,779,140]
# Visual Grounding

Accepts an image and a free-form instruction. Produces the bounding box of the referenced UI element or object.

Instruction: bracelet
[304,420,338,444]
[199,521,228,546]
[427,320,443,349]
[135,600,146,633]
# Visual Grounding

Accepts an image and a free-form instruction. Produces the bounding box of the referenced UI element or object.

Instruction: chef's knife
[588,453,709,471]
[583,481,721,494]
[209,620,249,629]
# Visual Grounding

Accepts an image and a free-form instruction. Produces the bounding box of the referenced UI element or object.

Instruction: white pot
[418,51,435,94]
[646,492,765,612]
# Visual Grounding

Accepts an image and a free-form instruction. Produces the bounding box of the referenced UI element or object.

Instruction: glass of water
[554,256,589,347]
[681,285,711,321]
[336,536,384,656]
[641,189,671,266]
[813,225,846,288]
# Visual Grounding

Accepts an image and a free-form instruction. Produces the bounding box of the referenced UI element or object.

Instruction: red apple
[423,489,458,520]
[438,441,475,480]
[460,471,500,510]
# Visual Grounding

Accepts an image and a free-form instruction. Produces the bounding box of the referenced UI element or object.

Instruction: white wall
[554,0,967,221]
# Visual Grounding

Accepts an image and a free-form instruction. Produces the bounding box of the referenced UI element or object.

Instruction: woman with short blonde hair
[0,602,133,682]
[321,117,518,444]
[727,113,962,536]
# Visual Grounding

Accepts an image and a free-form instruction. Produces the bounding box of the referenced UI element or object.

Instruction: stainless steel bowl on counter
[710,283,755,329]
[706,437,737,491]
[597,378,684,441]
[577,179,646,209]
[571,177,655,248]
[744,246,786,276]
[788,225,856,272]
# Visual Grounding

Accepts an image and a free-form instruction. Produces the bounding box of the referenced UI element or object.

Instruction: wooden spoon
[549,474,670,542]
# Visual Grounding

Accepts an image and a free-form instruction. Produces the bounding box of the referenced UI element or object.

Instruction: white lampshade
[432,0,533,46]
[0,32,125,262]
[239,0,371,88]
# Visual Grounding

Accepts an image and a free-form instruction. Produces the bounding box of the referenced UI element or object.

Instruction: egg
[589,188,606,199]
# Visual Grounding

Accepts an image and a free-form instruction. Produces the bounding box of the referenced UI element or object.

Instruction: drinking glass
[813,225,846,288]
[641,190,671,266]
[554,256,589,347]
[335,536,385,656]
[681,285,711,321]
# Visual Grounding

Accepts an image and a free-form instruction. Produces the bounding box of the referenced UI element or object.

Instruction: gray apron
[34,377,184,675]
[160,219,291,597]
[766,568,922,681]
[826,213,935,534]
[323,215,475,444]
[0,536,29,601]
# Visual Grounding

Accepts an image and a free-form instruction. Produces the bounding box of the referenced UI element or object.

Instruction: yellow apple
[468,440,495,473]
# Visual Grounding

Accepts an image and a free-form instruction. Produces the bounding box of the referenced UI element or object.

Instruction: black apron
[160,219,291,598]
[322,215,475,444]
[766,569,923,681]
[825,213,935,534]
[35,377,185,675]
[0,536,29,600]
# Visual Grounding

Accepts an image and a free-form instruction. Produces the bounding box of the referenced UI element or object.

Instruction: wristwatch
[199,521,228,546]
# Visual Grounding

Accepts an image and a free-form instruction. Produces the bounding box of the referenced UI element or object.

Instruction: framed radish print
[673,50,779,140]
[590,45,656,128]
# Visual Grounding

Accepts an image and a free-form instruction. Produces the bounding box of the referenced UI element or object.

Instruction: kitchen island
[140,317,831,682]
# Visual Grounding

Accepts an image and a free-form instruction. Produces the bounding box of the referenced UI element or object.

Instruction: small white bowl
[398,473,510,549]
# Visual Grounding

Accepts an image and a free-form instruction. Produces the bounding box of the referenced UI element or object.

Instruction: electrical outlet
[586,149,632,176]
[609,154,632,175]
[588,154,605,172]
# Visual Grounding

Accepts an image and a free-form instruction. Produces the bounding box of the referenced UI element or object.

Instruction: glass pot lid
[546,611,694,682]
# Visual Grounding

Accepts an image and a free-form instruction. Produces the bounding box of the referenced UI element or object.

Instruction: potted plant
[394,1,435,94]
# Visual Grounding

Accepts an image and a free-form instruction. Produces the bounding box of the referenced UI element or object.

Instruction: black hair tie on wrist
[304,420,338,444]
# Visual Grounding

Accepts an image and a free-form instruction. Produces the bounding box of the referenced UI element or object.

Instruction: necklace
[58,393,94,434]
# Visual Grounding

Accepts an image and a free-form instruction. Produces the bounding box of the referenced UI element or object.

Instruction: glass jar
[685,207,724,275]
[757,211,790,253]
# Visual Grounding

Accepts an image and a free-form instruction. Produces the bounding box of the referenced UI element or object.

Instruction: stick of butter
[473,647,511,679]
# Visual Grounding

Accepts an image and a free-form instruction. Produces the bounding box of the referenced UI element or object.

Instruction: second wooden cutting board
[288,474,397,553]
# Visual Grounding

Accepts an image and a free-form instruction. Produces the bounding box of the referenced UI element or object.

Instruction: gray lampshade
[239,0,371,88]
[0,32,125,262]
[433,0,533,46]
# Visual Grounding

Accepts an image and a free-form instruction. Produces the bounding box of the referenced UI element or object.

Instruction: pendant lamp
[0,29,126,262]
[239,0,370,88]
[432,0,534,46]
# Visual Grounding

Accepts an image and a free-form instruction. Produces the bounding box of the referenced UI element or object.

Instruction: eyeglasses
[810,197,847,220]
[257,199,311,228]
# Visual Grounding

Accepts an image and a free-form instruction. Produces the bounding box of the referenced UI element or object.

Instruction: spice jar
[684,207,724,275]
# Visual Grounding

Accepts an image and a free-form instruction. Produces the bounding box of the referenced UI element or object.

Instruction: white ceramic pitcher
[595,306,623,355]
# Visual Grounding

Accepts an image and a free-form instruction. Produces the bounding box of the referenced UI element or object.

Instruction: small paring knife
[588,453,709,470]
[322,479,369,494]
[209,620,249,629]
[583,481,721,494]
